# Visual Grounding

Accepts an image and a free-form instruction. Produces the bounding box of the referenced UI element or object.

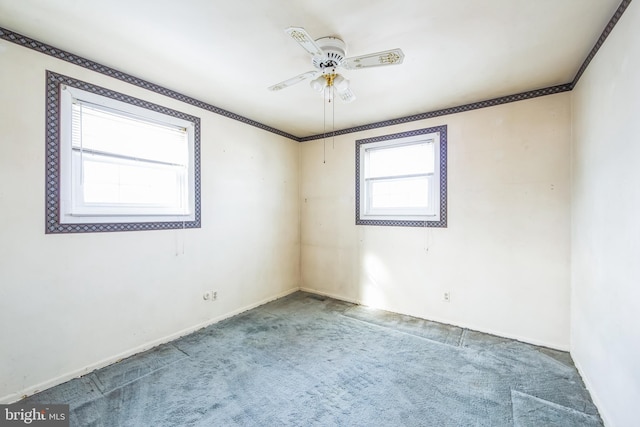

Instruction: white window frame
[58,85,196,225]
[356,126,447,227]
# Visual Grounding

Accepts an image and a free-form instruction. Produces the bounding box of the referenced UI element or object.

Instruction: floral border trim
[301,85,570,142]
[0,0,631,142]
[571,0,633,88]
[45,71,202,233]
[0,27,299,142]
[355,125,447,228]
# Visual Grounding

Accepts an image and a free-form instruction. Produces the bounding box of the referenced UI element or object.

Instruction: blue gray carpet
[22,292,602,426]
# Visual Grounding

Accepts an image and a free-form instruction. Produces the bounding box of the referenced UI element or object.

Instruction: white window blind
[70,101,189,213]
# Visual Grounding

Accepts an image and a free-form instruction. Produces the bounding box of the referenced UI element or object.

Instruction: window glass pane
[368,141,434,178]
[369,176,430,210]
[79,152,184,207]
[72,103,188,165]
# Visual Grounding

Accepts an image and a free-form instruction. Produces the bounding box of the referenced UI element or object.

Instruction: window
[356,125,447,227]
[46,72,201,233]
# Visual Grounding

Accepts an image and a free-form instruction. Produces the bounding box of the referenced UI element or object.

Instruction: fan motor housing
[312,36,347,71]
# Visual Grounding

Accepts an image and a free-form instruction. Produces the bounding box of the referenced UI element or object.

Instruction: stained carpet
[22,292,602,426]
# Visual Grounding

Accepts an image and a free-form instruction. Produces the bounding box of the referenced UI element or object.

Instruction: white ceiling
[0,0,622,138]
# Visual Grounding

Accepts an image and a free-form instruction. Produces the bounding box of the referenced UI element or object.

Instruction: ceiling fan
[268,27,405,103]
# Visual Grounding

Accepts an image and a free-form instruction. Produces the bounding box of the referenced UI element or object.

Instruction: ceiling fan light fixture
[310,75,326,92]
[334,74,349,92]
[338,87,356,103]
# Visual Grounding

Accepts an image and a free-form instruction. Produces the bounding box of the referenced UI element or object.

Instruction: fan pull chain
[323,87,326,164]
[332,93,335,149]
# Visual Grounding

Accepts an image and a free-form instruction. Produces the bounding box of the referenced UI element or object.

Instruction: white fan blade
[268,71,319,91]
[338,87,356,103]
[342,48,405,70]
[285,27,324,58]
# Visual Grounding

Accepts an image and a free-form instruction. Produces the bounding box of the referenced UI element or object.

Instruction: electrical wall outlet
[203,290,218,301]
[443,292,451,302]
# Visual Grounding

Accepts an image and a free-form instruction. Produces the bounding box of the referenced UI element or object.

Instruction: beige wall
[0,40,300,403]
[571,2,640,426]
[300,93,572,349]
[5,8,636,420]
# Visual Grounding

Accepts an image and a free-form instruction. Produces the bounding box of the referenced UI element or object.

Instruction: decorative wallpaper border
[299,0,631,141]
[0,0,632,143]
[571,0,633,88]
[45,71,202,234]
[300,85,570,142]
[0,27,299,142]
[355,125,448,228]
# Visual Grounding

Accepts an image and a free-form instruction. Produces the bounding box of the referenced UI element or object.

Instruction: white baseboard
[299,287,569,351]
[2,286,569,404]
[572,357,610,427]
[298,287,361,305]
[418,313,570,352]
[0,287,299,404]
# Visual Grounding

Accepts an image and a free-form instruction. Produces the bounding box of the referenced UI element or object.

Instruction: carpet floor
[23,292,602,426]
